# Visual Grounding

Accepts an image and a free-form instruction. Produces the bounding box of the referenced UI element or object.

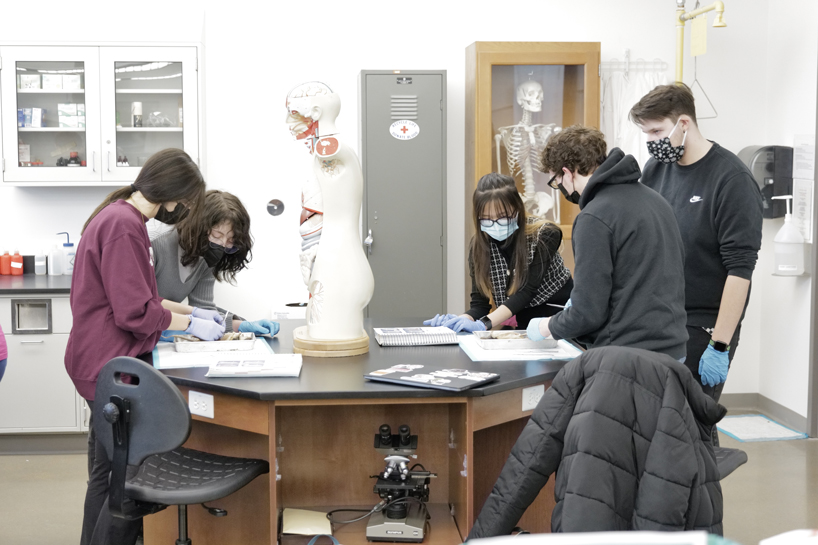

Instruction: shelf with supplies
[116,127,183,132]
[18,127,85,132]
[1,43,200,185]
[115,89,183,94]
[17,89,85,94]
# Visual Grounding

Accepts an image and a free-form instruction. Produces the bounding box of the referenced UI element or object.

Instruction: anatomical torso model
[286,81,374,342]
[495,80,560,218]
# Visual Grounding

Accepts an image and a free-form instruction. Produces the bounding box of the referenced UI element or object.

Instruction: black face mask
[155,203,188,224]
[558,182,581,205]
[203,245,225,268]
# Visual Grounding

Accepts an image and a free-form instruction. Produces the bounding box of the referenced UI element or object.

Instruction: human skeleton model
[494,80,560,217]
[286,81,374,340]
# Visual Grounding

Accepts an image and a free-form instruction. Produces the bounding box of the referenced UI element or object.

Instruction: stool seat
[127,447,269,505]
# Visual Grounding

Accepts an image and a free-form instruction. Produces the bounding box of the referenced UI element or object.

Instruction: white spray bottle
[771,195,805,276]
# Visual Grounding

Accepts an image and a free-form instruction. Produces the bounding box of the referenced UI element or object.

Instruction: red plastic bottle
[10,250,23,276]
[0,250,10,275]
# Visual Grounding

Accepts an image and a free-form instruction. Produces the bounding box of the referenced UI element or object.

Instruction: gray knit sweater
[150,229,240,330]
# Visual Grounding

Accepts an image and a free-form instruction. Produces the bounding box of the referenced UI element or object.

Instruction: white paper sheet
[458,335,582,362]
[793,178,813,243]
[152,338,274,369]
[793,134,815,180]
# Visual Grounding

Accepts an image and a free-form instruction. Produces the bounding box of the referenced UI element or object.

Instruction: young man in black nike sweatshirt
[528,126,688,360]
[630,83,762,403]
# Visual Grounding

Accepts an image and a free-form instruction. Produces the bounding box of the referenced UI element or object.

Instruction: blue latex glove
[527,318,546,341]
[698,344,729,387]
[441,315,486,333]
[192,307,225,325]
[186,315,225,341]
[423,313,458,327]
[238,319,280,337]
[564,298,572,309]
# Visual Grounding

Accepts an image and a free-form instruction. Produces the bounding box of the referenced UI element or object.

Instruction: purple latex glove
[191,307,224,324]
[186,315,225,341]
[441,316,486,333]
[698,344,729,387]
[423,313,458,327]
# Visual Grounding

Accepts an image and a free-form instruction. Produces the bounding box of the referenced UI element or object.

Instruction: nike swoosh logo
[690,196,703,203]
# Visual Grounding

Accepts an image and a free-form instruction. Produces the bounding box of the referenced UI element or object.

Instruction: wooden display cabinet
[465,41,601,283]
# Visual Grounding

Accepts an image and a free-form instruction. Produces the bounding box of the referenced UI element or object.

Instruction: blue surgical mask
[481,217,518,241]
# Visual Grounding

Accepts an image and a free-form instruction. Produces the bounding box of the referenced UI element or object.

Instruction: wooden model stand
[291,325,370,357]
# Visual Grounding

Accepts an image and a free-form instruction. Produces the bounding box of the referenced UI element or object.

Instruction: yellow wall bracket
[676,0,726,83]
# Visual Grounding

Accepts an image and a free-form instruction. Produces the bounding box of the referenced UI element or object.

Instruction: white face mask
[646,119,687,164]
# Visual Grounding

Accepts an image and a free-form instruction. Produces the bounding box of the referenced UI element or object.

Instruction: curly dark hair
[178,190,253,284]
[541,125,607,177]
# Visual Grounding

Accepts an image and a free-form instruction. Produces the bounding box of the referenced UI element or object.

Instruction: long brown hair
[82,148,206,234]
[471,173,531,298]
[179,190,253,284]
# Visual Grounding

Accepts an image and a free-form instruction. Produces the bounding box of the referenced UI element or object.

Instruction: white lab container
[34,251,47,275]
[772,196,805,276]
[48,245,62,276]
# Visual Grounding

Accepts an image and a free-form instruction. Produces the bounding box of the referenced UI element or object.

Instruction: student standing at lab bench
[630,83,762,406]
[426,172,573,332]
[64,148,222,545]
[151,189,279,337]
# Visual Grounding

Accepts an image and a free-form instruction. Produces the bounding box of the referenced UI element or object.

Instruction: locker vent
[391,95,418,120]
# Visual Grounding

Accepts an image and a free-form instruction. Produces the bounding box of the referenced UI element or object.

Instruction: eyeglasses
[547,173,561,189]
[479,216,516,228]
[209,241,240,255]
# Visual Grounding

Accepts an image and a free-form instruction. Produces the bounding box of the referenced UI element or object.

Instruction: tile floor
[1,432,817,545]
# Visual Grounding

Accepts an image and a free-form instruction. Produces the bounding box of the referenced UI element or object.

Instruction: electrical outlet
[189,391,214,418]
[522,384,545,412]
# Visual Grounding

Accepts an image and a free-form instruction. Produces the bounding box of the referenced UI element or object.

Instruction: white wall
[2,0,816,416]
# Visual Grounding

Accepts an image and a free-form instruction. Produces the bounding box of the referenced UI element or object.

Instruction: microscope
[365,424,435,542]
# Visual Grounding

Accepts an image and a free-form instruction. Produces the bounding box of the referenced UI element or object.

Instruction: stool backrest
[94,356,191,466]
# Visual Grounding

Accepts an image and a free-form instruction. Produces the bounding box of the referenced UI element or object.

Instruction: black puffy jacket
[468,346,726,539]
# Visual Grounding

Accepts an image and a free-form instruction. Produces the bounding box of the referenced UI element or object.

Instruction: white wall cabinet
[0,295,84,433]
[0,44,199,186]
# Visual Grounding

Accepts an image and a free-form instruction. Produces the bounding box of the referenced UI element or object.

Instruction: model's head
[473,172,526,240]
[179,190,253,284]
[285,81,340,144]
[82,148,205,234]
[517,80,544,113]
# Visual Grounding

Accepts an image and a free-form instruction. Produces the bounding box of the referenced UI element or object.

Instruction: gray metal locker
[359,70,447,319]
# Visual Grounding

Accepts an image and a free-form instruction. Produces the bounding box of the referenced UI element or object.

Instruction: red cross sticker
[401,126,409,134]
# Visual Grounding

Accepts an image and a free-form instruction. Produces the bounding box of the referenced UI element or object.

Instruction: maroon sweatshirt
[65,200,172,400]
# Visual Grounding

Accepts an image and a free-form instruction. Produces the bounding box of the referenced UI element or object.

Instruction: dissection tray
[173,332,256,352]
[473,330,557,350]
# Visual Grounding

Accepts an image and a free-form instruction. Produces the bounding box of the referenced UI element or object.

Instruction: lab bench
[146,319,569,545]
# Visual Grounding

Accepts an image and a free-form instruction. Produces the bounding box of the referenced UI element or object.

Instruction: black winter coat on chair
[468,346,727,539]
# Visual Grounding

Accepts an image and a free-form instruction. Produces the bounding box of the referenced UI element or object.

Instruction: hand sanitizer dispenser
[771,195,805,276]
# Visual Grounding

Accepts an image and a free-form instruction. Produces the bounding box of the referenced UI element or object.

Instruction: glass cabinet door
[99,46,198,181]
[0,46,101,183]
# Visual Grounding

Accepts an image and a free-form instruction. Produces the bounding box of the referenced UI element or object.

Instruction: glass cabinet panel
[1,46,101,183]
[99,47,198,181]
[113,61,184,167]
[16,61,88,169]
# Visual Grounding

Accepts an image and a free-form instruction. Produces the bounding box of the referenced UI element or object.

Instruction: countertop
[0,274,72,294]
[161,319,571,401]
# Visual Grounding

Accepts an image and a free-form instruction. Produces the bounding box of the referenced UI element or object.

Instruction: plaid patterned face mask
[646,119,687,164]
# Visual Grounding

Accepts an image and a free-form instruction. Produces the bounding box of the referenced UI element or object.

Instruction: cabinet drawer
[0,296,72,334]
[0,333,79,431]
